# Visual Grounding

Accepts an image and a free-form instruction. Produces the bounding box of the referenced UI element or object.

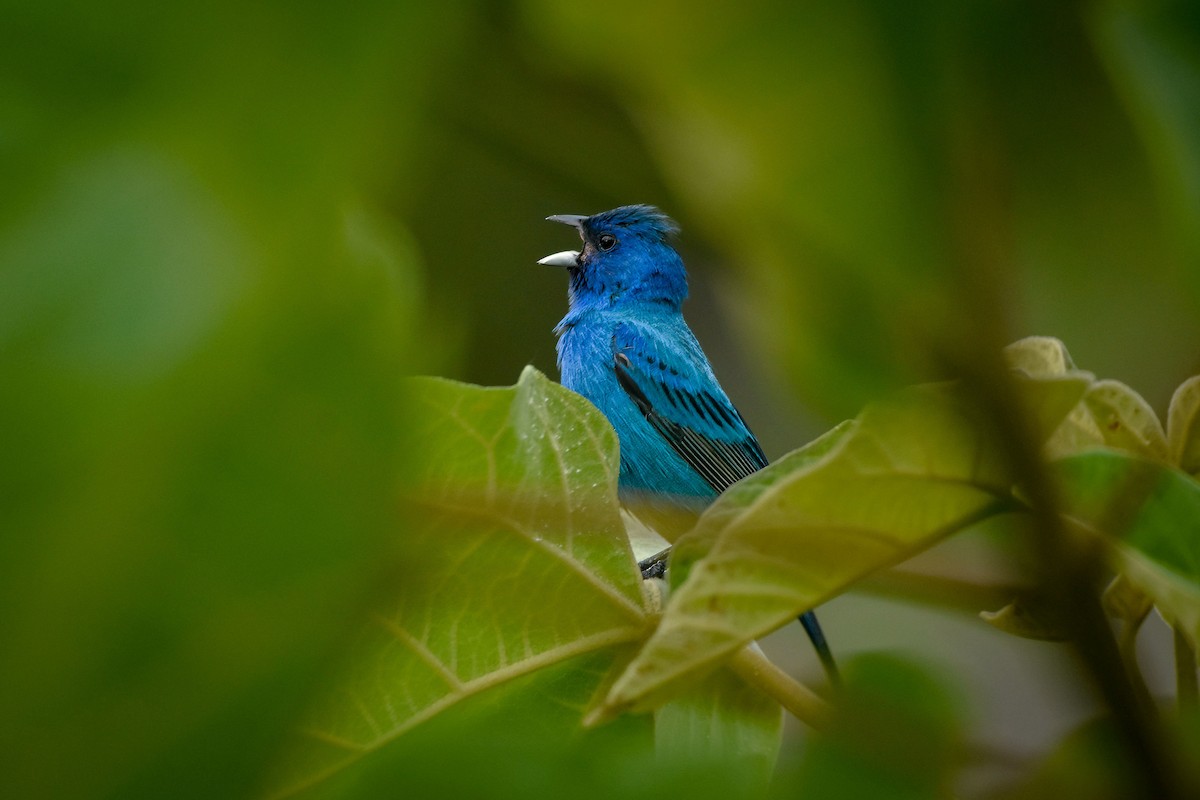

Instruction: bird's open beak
[538,250,580,268]
[539,213,587,267]
[546,214,588,229]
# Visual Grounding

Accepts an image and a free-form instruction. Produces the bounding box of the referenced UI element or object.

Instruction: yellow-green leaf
[1083,380,1168,459]
[1001,338,1169,461]
[1004,336,1079,377]
[1046,380,1166,461]
[267,368,650,797]
[1053,450,1200,649]
[1168,376,1200,476]
[603,374,1088,715]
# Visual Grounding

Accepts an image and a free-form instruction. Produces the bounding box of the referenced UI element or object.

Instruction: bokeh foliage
[1,0,1197,798]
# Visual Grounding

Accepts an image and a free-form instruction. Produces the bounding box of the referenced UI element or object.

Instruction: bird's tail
[799,610,839,686]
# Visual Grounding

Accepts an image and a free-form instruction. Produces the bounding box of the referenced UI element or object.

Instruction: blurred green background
[1,0,1197,797]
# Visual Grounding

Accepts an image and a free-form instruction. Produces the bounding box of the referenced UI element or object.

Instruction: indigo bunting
[539,204,836,680]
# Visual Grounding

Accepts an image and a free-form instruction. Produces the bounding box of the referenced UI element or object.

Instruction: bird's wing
[612,321,767,494]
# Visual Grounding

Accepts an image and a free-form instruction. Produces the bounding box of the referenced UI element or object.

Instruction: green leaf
[790,653,964,799]
[603,374,1088,714]
[1084,381,1166,460]
[267,368,650,797]
[1053,450,1200,648]
[1004,335,1080,377]
[1081,380,1168,459]
[1042,380,1167,461]
[668,419,857,591]
[0,134,420,800]
[271,649,660,800]
[0,4,473,796]
[1003,338,1169,461]
[654,662,783,798]
[1168,376,1200,476]
[269,647,670,800]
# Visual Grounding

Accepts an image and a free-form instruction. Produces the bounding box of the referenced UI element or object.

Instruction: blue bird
[539,204,837,682]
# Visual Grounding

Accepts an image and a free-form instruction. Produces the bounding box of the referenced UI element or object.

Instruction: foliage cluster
[2,1,1197,798]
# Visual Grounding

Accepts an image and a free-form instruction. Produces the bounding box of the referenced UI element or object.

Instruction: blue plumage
[540,204,837,681]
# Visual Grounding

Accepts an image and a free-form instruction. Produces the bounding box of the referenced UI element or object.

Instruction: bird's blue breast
[557,310,716,502]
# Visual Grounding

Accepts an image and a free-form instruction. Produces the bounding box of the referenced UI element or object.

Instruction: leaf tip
[516,363,548,388]
[1004,335,1077,377]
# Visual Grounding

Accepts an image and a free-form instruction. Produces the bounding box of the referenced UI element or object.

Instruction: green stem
[728,645,832,731]
[1175,626,1198,711]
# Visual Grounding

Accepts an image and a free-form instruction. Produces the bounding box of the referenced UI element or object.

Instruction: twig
[727,645,833,731]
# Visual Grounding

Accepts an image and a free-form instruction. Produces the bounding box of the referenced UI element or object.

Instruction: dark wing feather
[614,323,838,683]
[612,323,767,494]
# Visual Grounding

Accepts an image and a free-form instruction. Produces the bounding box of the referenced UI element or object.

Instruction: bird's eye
[597,233,617,251]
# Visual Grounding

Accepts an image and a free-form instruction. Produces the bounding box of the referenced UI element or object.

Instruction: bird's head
[539,204,688,312]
